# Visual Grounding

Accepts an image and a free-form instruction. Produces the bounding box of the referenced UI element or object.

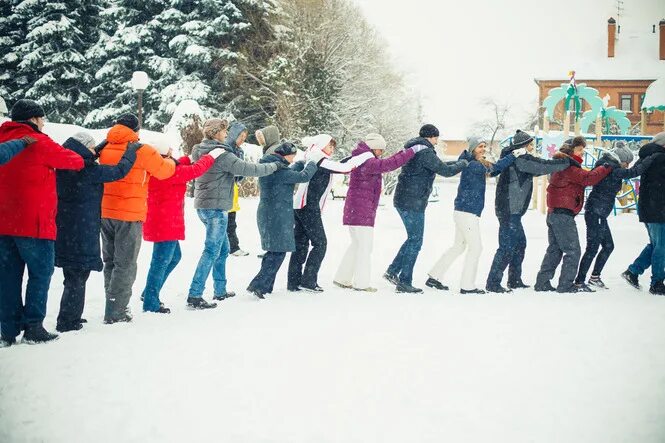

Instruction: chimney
[607,17,616,58]
[660,19,665,60]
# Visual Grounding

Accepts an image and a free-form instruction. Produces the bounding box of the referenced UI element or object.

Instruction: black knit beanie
[274,141,298,156]
[116,114,140,132]
[511,130,534,148]
[11,99,45,122]
[419,124,439,138]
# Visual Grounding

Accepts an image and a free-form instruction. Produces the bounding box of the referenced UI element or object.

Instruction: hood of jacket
[458,150,474,162]
[639,142,665,160]
[63,137,95,160]
[223,122,247,152]
[351,141,373,157]
[195,138,224,155]
[0,120,39,139]
[106,124,139,145]
[260,125,281,148]
[596,152,621,168]
[404,137,433,150]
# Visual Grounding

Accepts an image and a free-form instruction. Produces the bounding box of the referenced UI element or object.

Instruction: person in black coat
[55,132,140,332]
[385,124,468,293]
[576,142,659,289]
[622,132,665,295]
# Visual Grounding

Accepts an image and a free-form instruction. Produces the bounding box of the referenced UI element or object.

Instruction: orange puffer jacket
[100,125,176,222]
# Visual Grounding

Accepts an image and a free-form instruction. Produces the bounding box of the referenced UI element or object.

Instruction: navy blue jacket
[585,153,657,218]
[454,150,516,217]
[0,138,28,165]
[637,143,665,223]
[394,138,467,212]
[55,138,137,271]
[257,155,318,252]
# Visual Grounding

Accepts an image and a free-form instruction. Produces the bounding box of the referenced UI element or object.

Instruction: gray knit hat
[71,131,96,149]
[653,131,665,147]
[611,141,634,164]
[467,136,487,154]
[511,129,534,148]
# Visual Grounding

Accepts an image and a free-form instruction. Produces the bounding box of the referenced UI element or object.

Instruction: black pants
[486,215,527,288]
[57,268,91,329]
[288,209,327,288]
[227,211,240,253]
[248,252,287,293]
[576,212,614,283]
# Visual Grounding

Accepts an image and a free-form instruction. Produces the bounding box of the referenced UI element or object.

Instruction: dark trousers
[576,212,614,283]
[227,211,240,253]
[387,209,425,285]
[536,212,581,292]
[288,209,327,288]
[57,268,91,329]
[142,241,181,312]
[249,252,287,293]
[486,214,527,287]
[0,236,55,339]
[101,219,143,322]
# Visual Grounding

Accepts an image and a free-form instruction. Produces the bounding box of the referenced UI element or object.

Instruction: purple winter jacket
[343,142,415,227]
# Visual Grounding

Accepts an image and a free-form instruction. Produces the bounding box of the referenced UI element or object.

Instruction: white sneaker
[354,287,378,293]
[231,249,249,257]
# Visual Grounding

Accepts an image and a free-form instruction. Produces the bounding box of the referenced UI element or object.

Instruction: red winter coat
[547,153,611,215]
[0,121,84,240]
[143,155,215,242]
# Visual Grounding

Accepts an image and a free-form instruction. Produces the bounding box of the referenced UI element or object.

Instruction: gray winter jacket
[192,138,280,211]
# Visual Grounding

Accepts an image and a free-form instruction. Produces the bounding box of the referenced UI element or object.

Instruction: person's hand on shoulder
[308,149,326,165]
[21,135,37,145]
[410,144,428,154]
[126,141,143,152]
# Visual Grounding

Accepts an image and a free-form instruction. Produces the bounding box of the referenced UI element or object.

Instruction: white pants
[334,226,374,289]
[429,211,482,290]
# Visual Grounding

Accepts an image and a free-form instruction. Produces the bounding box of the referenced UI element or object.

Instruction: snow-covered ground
[2,181,665,443]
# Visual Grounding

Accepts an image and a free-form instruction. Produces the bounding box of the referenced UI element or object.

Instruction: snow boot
[22,325,59,344]
[333,281,353,289]
[354,287,378,293]
[213,292,236,301]
[300,284,324,293]
[396,282,423,294]
[383,272,399,285]
[186,297,218,310]
[649,281,665,296]
[461,288,486,295]
[104,308,133,325]
[247,288,266,299]
[425,277,449,291]
[508,280,530,290]
[535,282,557,292]
[56,322,84,333]
[621,270,640,289]
[0,336,16,348]
[485,284,512,294]
[588,275,608,290]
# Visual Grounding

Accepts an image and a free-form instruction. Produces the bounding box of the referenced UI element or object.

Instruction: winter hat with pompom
[274,141,298,156]
[467,136,487,154]
[419,124,439,138]
[71,132,96,149]
[510,129,534,148]
[116,114,140,132]
[11,99,45,122]
[365,133,386,151]
[611,141,634,164]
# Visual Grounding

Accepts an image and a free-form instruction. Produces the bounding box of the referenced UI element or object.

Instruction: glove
[410,144,428,154]
[512,148,528,157]
[275,161,288,170]
[307,150,326,164]
[126,141,143,152]
[209,148,224,159]
[21,135,37,145]
[94,140,108,154]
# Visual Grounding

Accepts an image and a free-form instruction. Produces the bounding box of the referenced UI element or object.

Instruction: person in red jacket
[140,142,224,313]
[0,99,84,346]
[535,137,612,294]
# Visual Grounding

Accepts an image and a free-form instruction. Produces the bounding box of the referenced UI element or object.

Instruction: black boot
[300,284,324,293]
[461,288,486,294]
[0,336,16,348]
[104,308,133,324]
[22,325,59,344]
[508,280,530,290]
[247,287,266,299]
[485,284,512,294]
[621,270,640,289]
[383,272,399,285]
[186,297,218,309]
[287,285,301,292]
[213,292,236,301]
[535,281,557,292]
[573,283,595,293]
[396,282,423,294]
[649,281,665,296]
[425,278,449,291]
[56,322,84,333]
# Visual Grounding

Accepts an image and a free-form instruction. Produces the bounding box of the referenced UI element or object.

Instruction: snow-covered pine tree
[4,0,102,124]
[0,0,26,103]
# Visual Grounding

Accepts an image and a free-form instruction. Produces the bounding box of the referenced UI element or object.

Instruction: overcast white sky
[352,0,665,139]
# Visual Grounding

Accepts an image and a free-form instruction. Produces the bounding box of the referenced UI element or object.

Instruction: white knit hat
[71,132,96,149]
[365,133,386,151]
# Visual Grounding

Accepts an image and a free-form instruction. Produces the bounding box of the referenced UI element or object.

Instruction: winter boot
[213,292,236,301]
[535,282,557,292]
[333,281,353,289]
[621,270,641,289]
[573,283,596,293]
[300,284,324,293]
[649,281,665,296]
[56,322,84,333]
[247,288,266,299]
[508,280,530,290]
[0,336,16,348]
[485,284,512,294]
[396,282,423,294]
[104,308,133,325]
[186,297,218,310]
[287,286,301,292]
[588,275,608,290]
[156,306,171,314]
[461,288,486,295]
[354,287,378,293]
[22,325,59,344]
[425,278,449,291]
[383,272,399,285]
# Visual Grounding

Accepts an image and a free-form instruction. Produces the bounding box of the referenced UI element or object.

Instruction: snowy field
[2,181,665,443]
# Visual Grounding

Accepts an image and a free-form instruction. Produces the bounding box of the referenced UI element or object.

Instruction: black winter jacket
[637,143,665,223]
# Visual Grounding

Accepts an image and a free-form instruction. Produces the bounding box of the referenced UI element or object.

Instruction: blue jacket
[585,153,658,218]
[393,137,467,212]
[55,138,137,271]
[0,138,28,165]
[257,154,318,252]
[454,150,516,217]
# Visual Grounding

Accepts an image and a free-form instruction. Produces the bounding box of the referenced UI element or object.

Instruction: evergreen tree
[0,0,26,103]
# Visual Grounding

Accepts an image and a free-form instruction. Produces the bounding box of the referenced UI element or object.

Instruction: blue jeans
[248,252,287,294]
[142,241,181,312]
[629,223,665,286]
[189,209,230,297]
[0,236,55,339]
[486,214,527,287]
[387,209,425,285]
